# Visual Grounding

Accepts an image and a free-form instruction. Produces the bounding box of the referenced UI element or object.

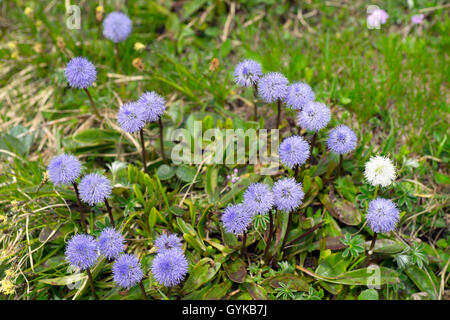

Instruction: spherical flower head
[151,249,188,287]
[65,234,99,270]
[243,183,274,216]
[327,125,357,155]
[234,59,262,87]
[154,233,183,254]
[364,156,396,187]
[257,72,289,103]
[47,154,81,186]
[112,254,144,289]
[78,173,112,206]
[137,91,166,123]
[117,102,145,133]
[272,178,304,213]
[98,228,125,260]
[222,204,252,235]
[279,135,310,169]
[284,82,315,110]
[366,198,399,233]
[65,57,97,89]
[102,11,132,43]
[297,101,331,132]
[367,9,389,28]
[411,14,424,25]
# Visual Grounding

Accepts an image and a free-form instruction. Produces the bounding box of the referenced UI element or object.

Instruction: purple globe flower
[222,204,252,235]
[151,249,188,287]
[47,154,81,186]
[243,183,274,216]
[98,228,125,260]
[272,178,304,213]
[279,135,310,169]
[117,102,146,133]
[112,254,144,289]
[258,72,289,103]
[154,233,183,254]
[327,125,357,155]
[78,173,112,206]
[65,234,99,270]
[234,59,262,87]
[137,91,166,123]
[284,82,315,110]
[65,57,97,89]
[366,198,400,233]
[103,11,132,43]
[297,101,331,132]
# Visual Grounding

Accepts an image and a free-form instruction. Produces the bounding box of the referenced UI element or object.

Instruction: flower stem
[104,199,116,228]
[114,43,122,74]
[83,88,101,120]
[294,164,299,181]
[253,83,258,121]
[139,128,148,174]
[139,281,148,300]
[373,185,379,199]
[72,182,87,232]
[281,210,293,252]
[263,210,274,263]
[337,154,343,177]
[241,230,247,257]
[368,232,378,255]
[86,268,98,300]
[158,117,167,163]
[309,132,317,164]
[276,98,281,129]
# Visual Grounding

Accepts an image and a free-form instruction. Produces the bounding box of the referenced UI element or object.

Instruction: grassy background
[0,0,448,300]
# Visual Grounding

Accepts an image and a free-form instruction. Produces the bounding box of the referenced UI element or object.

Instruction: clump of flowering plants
[3,2,445,303]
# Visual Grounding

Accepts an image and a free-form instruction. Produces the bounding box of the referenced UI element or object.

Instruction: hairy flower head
[243,183,274,216]
[327,125,357,155]
[103,11,132,43]
[151,249,188,287]
[364,156,396,187]
[272,178,304,213]
[258,72,289,103]
[65,234,99,270]
[366,198,399,233]
[98,228,125,260]
[78,173,112,206]
[112,254,144,289]
[279,135,310,169]
[47,154,81,186]
[234,59,262,87]
[297,101,331,132]
[117,102,146,133]
[137,91,166,122]
[154,233,183,254]
[222,204,252,235]
[65,57,97,89]
[285,82,315,110]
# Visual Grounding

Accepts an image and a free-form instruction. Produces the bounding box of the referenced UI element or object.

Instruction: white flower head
[364,156,396,187]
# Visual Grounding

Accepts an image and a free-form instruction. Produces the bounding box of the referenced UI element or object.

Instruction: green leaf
[176,165,197,183]
[73,128,120,143]
[39,273,86,286]
[358,289,379,300]
[156,164,175,180]
[319,194,361,226]
[182,258,221,293]
[434,172,450,184]
[205,166,218,204]
[202,281,232,300]
[405,266,439,299]
[241,282,268,300]
[315,253,352,294]
[224,258,247,283]
[264,274,309,292]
